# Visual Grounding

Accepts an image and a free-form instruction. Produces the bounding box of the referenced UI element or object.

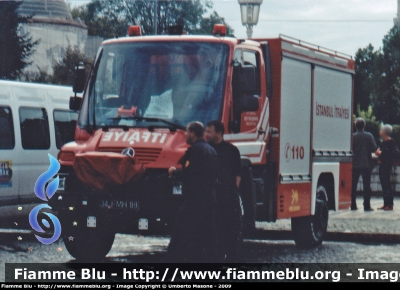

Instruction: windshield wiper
[101,124,129,132]
[108,116,186,131]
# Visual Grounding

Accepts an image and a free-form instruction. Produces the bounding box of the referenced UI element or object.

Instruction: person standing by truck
[351,118,377,211]
[205,120,242,262]
[375,124,400,211]
[168,121,218,262]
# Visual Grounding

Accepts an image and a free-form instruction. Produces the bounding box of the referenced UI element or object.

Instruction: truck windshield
[79,41,229,129]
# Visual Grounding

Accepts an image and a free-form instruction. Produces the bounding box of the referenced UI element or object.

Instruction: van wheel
[59,211,115,261]
[239,165,256,233]
[291,185,329,248]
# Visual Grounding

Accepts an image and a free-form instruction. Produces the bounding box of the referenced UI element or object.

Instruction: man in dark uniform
[205,120,242,262]
[168,121,218,262]
[352,117,377,211]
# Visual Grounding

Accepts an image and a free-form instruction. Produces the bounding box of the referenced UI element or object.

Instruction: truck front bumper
[48,171,183,235]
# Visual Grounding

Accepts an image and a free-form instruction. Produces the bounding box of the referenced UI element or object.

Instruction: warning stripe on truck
[225,98,270,142]
[233,141,267,164]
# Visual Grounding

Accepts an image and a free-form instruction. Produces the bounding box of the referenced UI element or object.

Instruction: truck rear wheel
[59,211,115,261]
[291,185,329,248]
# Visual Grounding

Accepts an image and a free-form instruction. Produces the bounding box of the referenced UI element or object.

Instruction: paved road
[2,230,400,281]
[2,196,400,281]
[258,196,400,234]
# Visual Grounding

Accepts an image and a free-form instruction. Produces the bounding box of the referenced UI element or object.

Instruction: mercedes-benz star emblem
[121,147,135,157]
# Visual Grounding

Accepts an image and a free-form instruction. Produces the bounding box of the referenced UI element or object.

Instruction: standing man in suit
[352,117,377,211]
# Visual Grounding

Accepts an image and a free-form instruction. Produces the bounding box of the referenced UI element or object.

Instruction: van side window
[243,50,261,95]
[54,110,78,149]
[19,107,50,149]
[0,106,15,149]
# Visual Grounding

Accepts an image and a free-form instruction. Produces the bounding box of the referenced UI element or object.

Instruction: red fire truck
[51,25,354,260]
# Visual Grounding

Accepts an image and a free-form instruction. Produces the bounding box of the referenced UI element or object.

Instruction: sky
[68,0,399,56]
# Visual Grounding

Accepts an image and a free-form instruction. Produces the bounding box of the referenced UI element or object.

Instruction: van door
[0,105,18,200]
[17,106,53,200]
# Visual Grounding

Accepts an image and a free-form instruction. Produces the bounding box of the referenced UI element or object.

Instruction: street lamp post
[237,0,263,38]
[154,0,158,35]
[395,0,400,28]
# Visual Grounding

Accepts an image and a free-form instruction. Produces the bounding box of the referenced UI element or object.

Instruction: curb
[358,192,400,198]
[246,229,400,244]
[325,231,400,244]
[2,228,400,245]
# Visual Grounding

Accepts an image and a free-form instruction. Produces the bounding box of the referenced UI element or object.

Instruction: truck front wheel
[291,185,329,248]
[59,211,115,261]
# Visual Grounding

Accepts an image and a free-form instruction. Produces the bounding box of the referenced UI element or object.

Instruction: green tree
[51,47,92,86]
[20,66,53,84]
[354,44,378,112]
[374,26,400,124]
[71,1,120,38]
[196,11,234,36]
[21,47,90,86]
[0,1,38,79]
[355,104,376,122]
[355,26,400,124]
[71,0,233,38]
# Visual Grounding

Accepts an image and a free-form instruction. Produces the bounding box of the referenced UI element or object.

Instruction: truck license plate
[100,200,139,210]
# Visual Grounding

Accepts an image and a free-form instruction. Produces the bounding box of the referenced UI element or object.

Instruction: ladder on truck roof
[279,34,353,60]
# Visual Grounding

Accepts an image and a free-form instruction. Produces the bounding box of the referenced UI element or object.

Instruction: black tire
[240,165,256,232]
[59,211,115,261]
[291,185,329,248]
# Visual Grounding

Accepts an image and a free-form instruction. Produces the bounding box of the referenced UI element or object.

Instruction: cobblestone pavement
[257,197,400,234]
[2,231,400,281]
[2,196,400,281]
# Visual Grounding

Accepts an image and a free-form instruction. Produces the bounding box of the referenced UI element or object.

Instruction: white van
[0,80,77,217]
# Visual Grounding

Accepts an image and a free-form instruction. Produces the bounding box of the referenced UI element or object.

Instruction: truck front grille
[98,148,162,165]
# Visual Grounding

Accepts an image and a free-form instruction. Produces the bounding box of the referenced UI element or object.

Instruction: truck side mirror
[70,62,85,111]
[69,96,82,111]
[240,95,259,112]
[239,65,256,95]
[73,62,85,94]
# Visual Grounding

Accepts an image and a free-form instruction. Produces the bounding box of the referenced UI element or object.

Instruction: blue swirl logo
[34,154,60,201]
[29,154,62,245]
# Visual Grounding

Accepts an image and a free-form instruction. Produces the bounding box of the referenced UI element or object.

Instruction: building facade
[17,0,102,74]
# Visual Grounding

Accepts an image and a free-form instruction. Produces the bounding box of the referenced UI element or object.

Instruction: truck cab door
[226,47,269,165]
[230,48,267,135]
